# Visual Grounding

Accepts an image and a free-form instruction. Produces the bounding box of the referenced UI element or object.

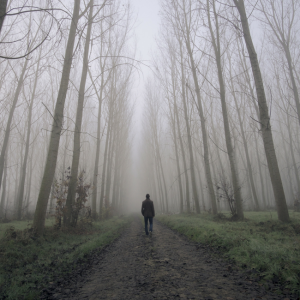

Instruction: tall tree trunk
[0,156,7,218]
[155,151,165,212]
[90,67,104,218]
[231,90,259,210]
[33,0,81,234]
[211,119,226,180]
[99,118,111,215]
[17,48,42,220]
[233,0,290,222]
[286,114,300,195]
[254,133,266,208]
[279,121,294,205]
[0,0,8,34]
[181,36,214,213]
[25,154,33,216]
[49,182,55,215]
[207,0,243,218]
[155,136,169,213]
[0,58,29,193]
[104,126,116,206]
[111,145,120,209]
[174,86,190,213]
[172,114,184,213]
[66,0,94,226]
[194,143,206,210]
[237,141,253,208]
[169,82,184,213]
[14,135,24,217]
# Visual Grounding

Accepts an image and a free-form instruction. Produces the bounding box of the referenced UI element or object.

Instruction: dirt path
[47,217,295,300]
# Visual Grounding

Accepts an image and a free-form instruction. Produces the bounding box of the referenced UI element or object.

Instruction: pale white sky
[130,0,161,138]
[131,0,160,67]
[127,1,161,208]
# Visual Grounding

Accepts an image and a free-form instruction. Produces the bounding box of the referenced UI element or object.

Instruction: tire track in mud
[48,217,295,300]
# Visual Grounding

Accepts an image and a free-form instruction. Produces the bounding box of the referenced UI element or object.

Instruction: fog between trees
[0,0,299,232]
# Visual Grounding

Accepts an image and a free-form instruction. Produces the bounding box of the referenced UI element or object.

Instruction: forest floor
[43,216,298,300]
[0,217,131,299]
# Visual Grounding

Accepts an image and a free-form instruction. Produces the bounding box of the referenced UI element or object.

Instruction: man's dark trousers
[144,217,153,235]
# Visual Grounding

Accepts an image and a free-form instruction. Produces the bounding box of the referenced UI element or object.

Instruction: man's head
[146,194,150,199]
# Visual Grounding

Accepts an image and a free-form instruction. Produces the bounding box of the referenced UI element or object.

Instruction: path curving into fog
[46,217,294,300]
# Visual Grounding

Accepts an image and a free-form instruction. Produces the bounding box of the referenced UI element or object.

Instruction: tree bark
[207,0,243,218]
[182,35,214,213]
[177,48,191,213]
[169,64,184,213]
[233,0,290,222]
[0,57,29,193]
[66,0,94,226]
[17,48,42,220]
[231,86,259,210]
[154,132,169,213]
[89,66,105,218]
[254,132,266,208]
[0,0,8,34]
[33,0,81,234]
[104,124,116,206]
[99,117,111,215]
[0,156,7,218]
[169,99,184,213]
[279,121,294,205]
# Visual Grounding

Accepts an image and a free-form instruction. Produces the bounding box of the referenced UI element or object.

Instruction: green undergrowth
[157,211,300,293]
[0,216,131,299]
[0,218,55,239]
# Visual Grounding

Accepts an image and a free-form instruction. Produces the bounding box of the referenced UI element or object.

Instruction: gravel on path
[44,216,296,300]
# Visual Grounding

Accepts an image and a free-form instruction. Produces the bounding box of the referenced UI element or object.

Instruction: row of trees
[140,0,300,223]
[0,0,135,234]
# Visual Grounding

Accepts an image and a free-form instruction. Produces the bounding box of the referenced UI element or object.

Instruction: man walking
[141,194,155,236]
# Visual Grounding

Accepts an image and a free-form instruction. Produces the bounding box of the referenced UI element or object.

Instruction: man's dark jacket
[141,199,155,218]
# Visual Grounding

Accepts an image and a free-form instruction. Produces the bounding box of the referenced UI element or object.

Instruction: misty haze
[0,0,299,299]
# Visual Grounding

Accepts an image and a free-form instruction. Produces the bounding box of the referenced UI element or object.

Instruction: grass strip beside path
[0,216,131,299]
[157,212,300,293]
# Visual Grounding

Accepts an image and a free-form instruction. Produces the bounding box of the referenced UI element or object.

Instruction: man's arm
[141,202,144,216]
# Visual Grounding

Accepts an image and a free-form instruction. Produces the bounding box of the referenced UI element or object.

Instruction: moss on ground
[157,211,300,292]
[0,216,131,299]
